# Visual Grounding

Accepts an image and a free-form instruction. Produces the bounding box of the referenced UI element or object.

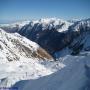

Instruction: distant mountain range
[0,18,90,58]
[0,18,90,90]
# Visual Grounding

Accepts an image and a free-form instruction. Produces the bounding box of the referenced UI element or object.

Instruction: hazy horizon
[0,0,90,23]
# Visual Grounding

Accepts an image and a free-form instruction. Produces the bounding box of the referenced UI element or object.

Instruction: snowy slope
[69,18,90,32]
[13,53,90,90]
[0,28,54,63]
[0,28,64,87]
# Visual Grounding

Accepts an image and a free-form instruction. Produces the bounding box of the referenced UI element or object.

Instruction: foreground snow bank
[13,53,90,90]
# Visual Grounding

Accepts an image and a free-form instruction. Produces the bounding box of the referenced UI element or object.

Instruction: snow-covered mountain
[0,18,90,56]
[16,18,90,58]
[13,53,90,90]
[0,18,90,90]
[0,28,65,87]
[0,18,90,58]
[0,21,30,33]
[0,28,54,62]
[0,18,71,33]
[0,18,73,57]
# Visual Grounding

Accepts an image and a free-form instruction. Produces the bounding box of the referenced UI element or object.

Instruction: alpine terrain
[0,18,90,90]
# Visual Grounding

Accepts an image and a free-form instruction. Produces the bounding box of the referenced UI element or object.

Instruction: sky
[0,0,90,22]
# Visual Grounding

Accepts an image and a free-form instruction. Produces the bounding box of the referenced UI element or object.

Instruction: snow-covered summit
[69,18,90,32]
[27,18,72,32]
[0,18,72,33]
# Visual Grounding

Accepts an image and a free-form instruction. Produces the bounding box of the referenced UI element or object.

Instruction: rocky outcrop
[0,28,53,63]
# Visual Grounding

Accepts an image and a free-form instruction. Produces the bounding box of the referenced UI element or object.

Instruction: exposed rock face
[1,18,90,58]
[0,28,53,63]
[17,19,90,57]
